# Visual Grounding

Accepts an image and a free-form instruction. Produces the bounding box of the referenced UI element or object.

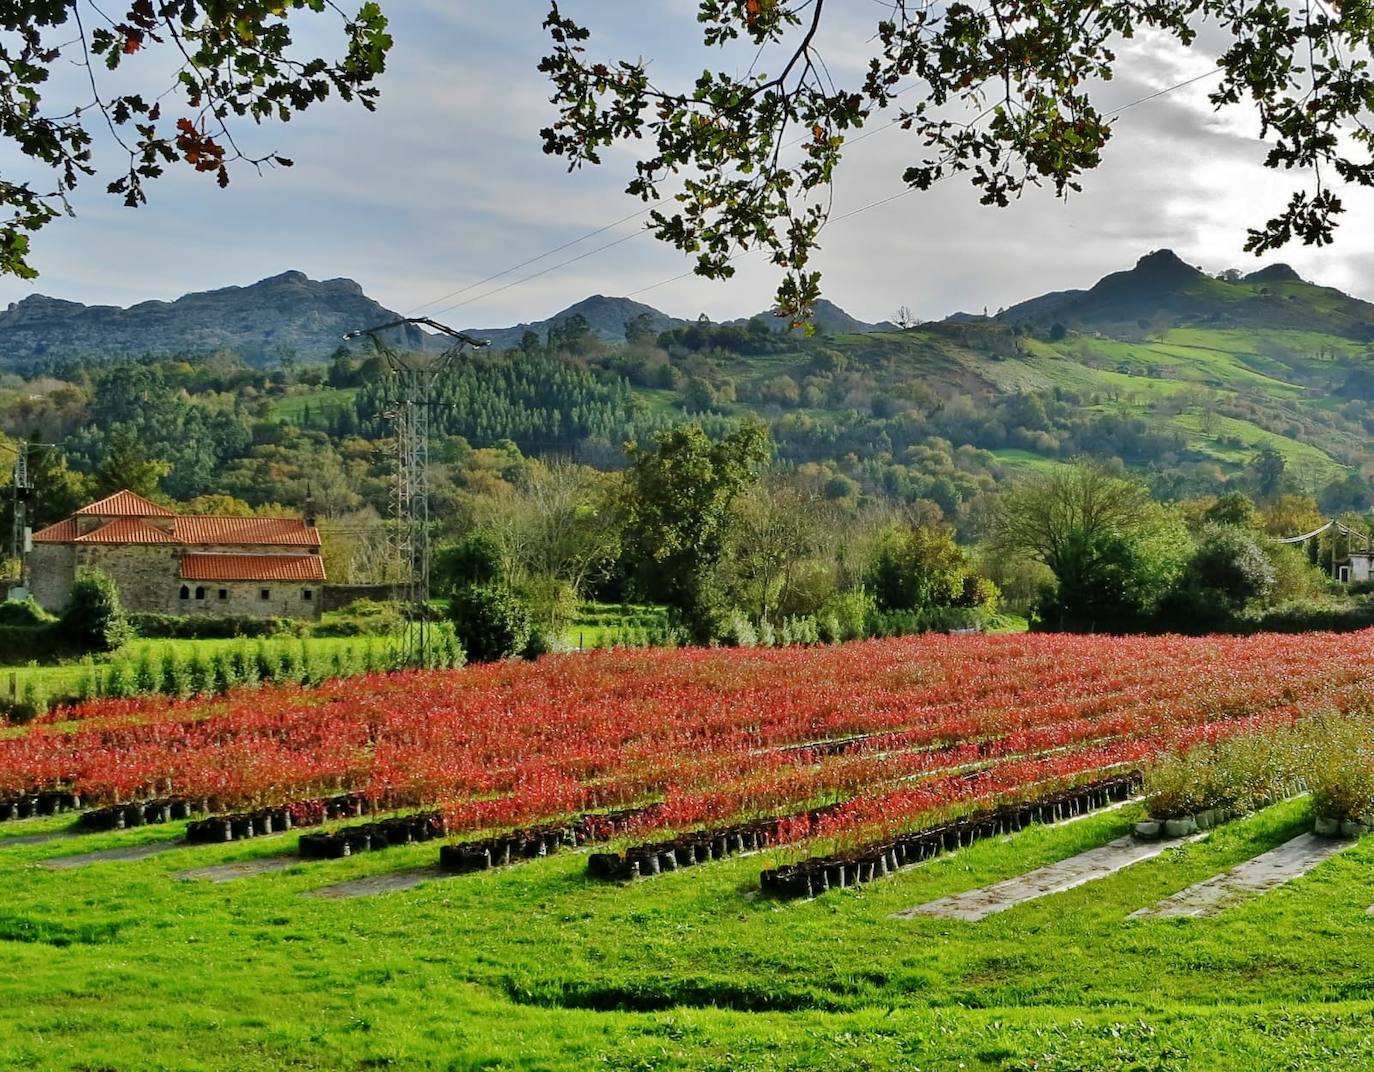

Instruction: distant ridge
[0,274,893,368]
[0,270,420,367]
[997,249,1374,340]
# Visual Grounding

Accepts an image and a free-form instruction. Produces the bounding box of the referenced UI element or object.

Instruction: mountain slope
[461,295,689,350]
[998,249,1374,341]
[0,271,425,366]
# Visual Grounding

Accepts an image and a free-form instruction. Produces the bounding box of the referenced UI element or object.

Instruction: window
[194,586,206,600]
[217,589,228,601]
[302,589,313,602]
[260,589,271,601]
[179,585,189,600]
[1340,566,1351,583]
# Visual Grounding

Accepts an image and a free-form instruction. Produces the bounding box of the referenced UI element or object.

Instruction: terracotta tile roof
[172,516,321,547]
[30,518,77,543]
[73,518,178,544]
[180,553,326,582]
[75,490,176,517]
[31,502,320,548]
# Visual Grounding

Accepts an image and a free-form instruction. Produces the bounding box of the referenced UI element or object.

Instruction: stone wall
[321,584,406,612]
[74,545,181,613]
[27,543,75,612]
[29,543,323,619]
[174,579,321,620]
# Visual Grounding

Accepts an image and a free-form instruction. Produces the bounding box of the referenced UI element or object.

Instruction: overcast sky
[1,2,1371,328]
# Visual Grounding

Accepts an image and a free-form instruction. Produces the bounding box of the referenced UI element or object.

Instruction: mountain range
[0,273,895,367]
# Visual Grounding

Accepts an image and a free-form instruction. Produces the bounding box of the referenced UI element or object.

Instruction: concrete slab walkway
[895,834,1198,922]
[175,857,298,883]
[301,866,447,899]
[1130,832,1354,919]
[0,830,72,848]
[38,839,191,869]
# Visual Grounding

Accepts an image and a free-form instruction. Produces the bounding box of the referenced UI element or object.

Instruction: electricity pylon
[344,318,488,665]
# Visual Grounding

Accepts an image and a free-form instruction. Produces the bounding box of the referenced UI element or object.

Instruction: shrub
[434,532,505,591]
[1305,712,1374,823]
[132,650,158,694]
[101,661,134,699]
[7,680,47,724]
[449,585,532,662]
[818,590,874,642]
[211,653,237,696]
[160,650,190,698]
[62,570,132,653]
[0,597,54,626]
[231,645,259,689]
[719,612,757,648]
[1143,750,1206,820]
[817,613,843,645]
[129,613,303,640]
[186,652,214,697]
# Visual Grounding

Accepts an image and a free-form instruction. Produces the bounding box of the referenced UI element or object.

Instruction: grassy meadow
[1,797,1372,1069]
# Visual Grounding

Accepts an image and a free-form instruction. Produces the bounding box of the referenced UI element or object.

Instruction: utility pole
[7,441,33,593]
[344,318,488,667]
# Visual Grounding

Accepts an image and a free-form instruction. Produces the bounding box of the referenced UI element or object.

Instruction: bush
[129,613,303,640]
[719,612,758,648]
[449,585,532,662]
[0,622,61,663]
[434,532,505,592]
[132,650,158,694]
[0,598,54,626]
[62,570,132,653]
[818,590,875,642]
[1187,525,1275,606]
[1305,712,1374,823]
[101,660,134,699]
[6,680,47,724]
[311,600,403,638]
[160,651,190,698]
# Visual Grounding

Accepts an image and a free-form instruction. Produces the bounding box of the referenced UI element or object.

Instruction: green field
[2,796,1373,1069]
[0,635,383,708]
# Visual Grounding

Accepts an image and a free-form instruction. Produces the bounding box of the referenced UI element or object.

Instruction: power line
[414,64,1226,319]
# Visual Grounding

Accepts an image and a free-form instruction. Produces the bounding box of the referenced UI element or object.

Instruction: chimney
[304,492,317,530]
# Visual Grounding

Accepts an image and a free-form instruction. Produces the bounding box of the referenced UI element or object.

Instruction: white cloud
[0,5,1370,329]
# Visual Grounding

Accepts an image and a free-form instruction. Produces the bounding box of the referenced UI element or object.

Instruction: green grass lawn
[265,386,360,423]
[2,796,1372,1069]
[564,602,670,649]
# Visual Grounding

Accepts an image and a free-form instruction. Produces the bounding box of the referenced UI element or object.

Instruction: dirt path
[895,834,1198,922]
[1129,832,1354,919]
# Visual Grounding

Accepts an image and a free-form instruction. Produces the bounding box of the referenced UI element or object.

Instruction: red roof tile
[30,518,77,543]
[75,490,176,517]
[180,553,326,582]
[73,518,178,544]
[172,517,321,547]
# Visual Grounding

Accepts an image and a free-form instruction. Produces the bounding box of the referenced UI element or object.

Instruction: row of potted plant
[1137,710,1374,840]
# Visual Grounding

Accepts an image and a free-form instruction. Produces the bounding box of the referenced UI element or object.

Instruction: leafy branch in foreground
[539,0,1374,321]
[0,0,393,278]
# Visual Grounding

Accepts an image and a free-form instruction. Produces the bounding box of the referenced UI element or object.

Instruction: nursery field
[3,633,1374,1070]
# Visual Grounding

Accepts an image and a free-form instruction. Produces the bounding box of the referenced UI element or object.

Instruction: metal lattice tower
[344,318,488,665]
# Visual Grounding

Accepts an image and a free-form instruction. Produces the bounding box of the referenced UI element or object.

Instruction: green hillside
[8,249,1374,523]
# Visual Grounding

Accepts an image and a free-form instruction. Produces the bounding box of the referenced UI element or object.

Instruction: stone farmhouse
[29,490,325,619]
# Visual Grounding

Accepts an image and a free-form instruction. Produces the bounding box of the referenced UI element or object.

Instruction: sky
[0,2,1371,328]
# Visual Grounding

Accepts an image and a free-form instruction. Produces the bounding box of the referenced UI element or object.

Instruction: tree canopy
[541,0,1374,319]
[0,1,392,277]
